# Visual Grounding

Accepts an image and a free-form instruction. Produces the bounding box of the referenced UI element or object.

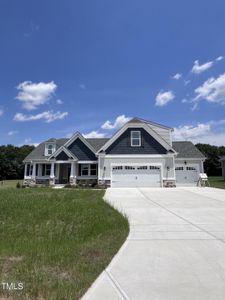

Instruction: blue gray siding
[68,138,97,160]
[55,151,69,161]
[105,128,167,155]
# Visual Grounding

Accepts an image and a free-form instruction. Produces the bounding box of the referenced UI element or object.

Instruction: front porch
[23,161,98,186]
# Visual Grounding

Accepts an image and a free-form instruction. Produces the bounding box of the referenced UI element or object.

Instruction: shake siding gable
[105,128,167,155]
[68,138,97,160]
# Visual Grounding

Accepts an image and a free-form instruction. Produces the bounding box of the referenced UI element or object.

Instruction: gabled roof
[128,117,173,130]
[48,146,78,161]
[172,141,205,159]
[64,132,97,154]
[97,121,175,154]
[86,138,110,151]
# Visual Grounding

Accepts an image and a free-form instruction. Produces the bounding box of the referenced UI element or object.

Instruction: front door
[59,164,71,184]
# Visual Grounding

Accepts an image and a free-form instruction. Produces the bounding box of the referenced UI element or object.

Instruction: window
[90,164,97,176]
[175,167,184,171]
[81,164,89,176]
[47,144,53,155]
[137,166,148,170]
[125,165,135,170]
[42,164,51,176]
[149,166,160,170]
[35,164,39,176]
[131,131,141,147]
[186,167,196,171]
[112,166,123,170]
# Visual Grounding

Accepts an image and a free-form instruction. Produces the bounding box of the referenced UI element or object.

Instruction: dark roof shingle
[172,141,205,159]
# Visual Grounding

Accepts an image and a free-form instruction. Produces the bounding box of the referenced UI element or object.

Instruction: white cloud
[191,56,223,75]
[172,73,182,80]
[13,111,68,123]
[83,131,106,138]
[173,120,225,146]
[191,60,214,74]
[216,56,224,61]
[194,73,225,105]
[24,138,39,147]
[56,99,63,105]
[101,115,131,130]
[155,91,175,107]
[0,109,3,116]
[173,124,211,140]
[8,130,18,136]
[16,81,57,110]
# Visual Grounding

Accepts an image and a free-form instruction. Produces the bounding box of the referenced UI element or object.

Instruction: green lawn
[209,176,225,189]
[0,179,23,189]
[0,188,129,300]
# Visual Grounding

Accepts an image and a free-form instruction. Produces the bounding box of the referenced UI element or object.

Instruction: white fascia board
[64,132,97,154]
[97,123,175,154]
[77,161,98,164]
[104,154,175,158]
[175,157,205,161]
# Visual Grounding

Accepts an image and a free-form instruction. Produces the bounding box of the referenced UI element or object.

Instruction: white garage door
[111,164,161,188]
[175,164,199,184]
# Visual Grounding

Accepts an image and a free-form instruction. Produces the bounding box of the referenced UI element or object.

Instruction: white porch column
[70,161,76,185]
[49,162,55,185]
[24,163,27,178]
[32,163,36,178]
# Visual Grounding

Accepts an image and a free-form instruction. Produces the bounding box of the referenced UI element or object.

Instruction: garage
[111,164,161,188]
[175,164,199,185]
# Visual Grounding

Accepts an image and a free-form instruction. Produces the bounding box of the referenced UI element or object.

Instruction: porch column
[32,163,36,177]
[31,163,36,184]
[24,163,27,178]
[49,162,55,185]
[70,161,76,185]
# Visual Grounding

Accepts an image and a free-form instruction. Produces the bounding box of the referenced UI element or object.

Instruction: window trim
[131,130,141,147]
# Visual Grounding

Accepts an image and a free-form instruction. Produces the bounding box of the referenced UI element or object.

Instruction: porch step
[52,185,65,189]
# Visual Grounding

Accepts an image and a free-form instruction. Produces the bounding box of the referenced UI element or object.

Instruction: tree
[0,144,34,180]
[195,143,225,176]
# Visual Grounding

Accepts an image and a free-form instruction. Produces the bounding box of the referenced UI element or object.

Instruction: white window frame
[131,131,141,147]
[81,164,89,176]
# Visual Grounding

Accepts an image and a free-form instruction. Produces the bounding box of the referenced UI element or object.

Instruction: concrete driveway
[82,187,225,300]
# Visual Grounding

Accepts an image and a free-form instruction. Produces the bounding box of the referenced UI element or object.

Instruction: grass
[0,188,129,300]
[209,176,225,189]
[0,179,23,189]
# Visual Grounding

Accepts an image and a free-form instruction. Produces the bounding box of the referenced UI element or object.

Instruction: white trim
[175,158,205,161]
[97,123,175,154]
[48,146,78,161]
[77,161,98,164]
[104,154,175,158]
[64,132,97,154]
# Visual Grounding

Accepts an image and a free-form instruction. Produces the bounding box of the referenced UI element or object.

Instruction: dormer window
[131,131,141,147]
[47,144,53,155]
[45,143,56,156]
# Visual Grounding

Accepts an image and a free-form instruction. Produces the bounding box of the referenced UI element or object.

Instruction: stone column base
[49,177,55,186]
[70,177,76,185]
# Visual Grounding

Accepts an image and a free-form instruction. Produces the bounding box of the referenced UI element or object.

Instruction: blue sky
[1,0,225,146]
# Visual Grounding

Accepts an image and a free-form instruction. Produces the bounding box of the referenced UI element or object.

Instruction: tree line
[0,145,34,180]
[0,143,224,180]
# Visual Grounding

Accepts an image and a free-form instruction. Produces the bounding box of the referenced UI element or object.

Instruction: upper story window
[131,131,141,147]
[45,143,56,156]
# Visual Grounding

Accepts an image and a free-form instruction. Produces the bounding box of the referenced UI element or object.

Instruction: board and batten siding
[68,138,97,161]
[148,124,172,146]
[105,128,168,155]
[99,156,175,180]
